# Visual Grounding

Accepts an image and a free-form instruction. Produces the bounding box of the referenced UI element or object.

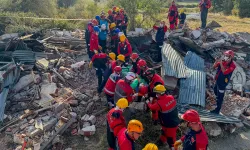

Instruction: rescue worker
[95,15,101,25]
[115,8,123,30]
[110,54,126,73]
[99,24,108,53]
[117,119,144,150]
[144,68,164,124]
[146,85,179,149]
[199,0,211,29]
[107,98,128,150]
[89,51,108,94]
[143,143,158,150]
[153,21,168,62]
[85,21,93,59]
[114,72,136,103]
[110,23,119,55]
[174,109,208,150]
[178,9,186,29]
[89,26,102,59]
[117,35,132,63]
[100,13,109,30]
[107,9,114,23]
[168,1,178,30]
[104,66,122,108]
[120,9,129,36]
[112,6,117,15]
[137,59,149,83]
[109,52,116,61]
[210,50,236,114]
[130,53,141,74]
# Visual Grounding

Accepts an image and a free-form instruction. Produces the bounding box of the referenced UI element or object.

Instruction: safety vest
[104,73,121,96]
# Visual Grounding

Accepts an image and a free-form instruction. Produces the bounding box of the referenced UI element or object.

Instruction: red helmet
[120,9,124,13]
[137,59,147,68]
[130,53,139,60]
[181,109,200,123]
[224,50,234,58]
[139,84,148,96]
[114,66,122,74]
[91,19,98,25]
[113,6,117,11]
[108,10,112,15]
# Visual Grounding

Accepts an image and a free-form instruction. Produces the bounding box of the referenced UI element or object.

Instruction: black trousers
[201,9,208,28]
[107,122,116,149]
[96,68,104,93]
[156,41,163,62]
[99,40,107,53]
[213,84,225,114]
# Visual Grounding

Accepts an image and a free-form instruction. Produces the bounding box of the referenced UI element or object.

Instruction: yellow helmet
[180,9,185,13]
[116,98,129,109]
[143,143,158,150]
[110,23,116,29]
[117,54,125,62]
[109,52,116,61]
[127,120,144,133]
[120,34,126,42]
[153,85,166,94]
[116,7,120,12]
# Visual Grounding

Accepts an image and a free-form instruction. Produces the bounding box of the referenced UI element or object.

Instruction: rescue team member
[99,13,109,30]
[117,120,144,150]
[143,143,158,150]
[144,68,164,124]
[107,9,114,23]
[120,9,129,36]
[107,98,128,150]
[89,51,108,94]
[210,50,236,114]
[153,21,167,62]
[114,72,136,103]
[110,23,119,55]
[137,59,148,83]
[130,53,141,74]
[199,0,211,29]
[117,35,132,63]
[178,9,186,29]
[89,26,102,59]
[115,8,123,30]
[110,54,126,73]
[85,21,93,59]
[104,66,122,108]
[146,85,179,149]
[174,109,208,150]
[99,24,108,53]
[95,15,101,25]
[168,1,178,30]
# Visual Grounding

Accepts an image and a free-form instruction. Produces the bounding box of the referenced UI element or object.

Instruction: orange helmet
[127,120,144,133]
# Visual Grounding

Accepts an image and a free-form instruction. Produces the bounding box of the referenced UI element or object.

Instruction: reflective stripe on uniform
[104,88,115,95]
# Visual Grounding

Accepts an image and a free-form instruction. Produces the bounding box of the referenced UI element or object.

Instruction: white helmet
[101,24,106,30]
[118,32,124,37]
[125,72,136,81]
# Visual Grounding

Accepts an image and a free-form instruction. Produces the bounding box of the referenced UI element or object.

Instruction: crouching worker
[146,85,179,150]
[107,98,128,150]
[104,66,122,108]
[174,109,208,150]
[117,120,144,150]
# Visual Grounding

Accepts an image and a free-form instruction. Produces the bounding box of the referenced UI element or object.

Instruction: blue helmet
[115,28,120,33]
[95,15,100,21]
[94,26,100,32]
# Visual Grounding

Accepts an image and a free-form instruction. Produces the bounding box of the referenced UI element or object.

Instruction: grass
[187,13,250,33]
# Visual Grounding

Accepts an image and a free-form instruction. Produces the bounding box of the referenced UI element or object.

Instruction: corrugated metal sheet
[178,105,240,123]
[162,43,187,78]
[184,51,204,71]
[12,50,36,64]
[178,69,206,107]
[0,88,9,121]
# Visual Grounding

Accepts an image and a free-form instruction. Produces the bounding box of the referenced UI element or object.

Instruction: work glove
[89,61,93,68]
[174,140,182,149]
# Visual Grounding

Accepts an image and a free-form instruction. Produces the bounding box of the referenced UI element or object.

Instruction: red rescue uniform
[114,79,134,103]
[90,33,99,52]
[117,128,135,150]
[117,41,132,57]
[91,53,108,69]
[147,94,180,147]
[107,108,126,136]
[148,74,165,121]
[104,73,121,97]
[181,124,208,150]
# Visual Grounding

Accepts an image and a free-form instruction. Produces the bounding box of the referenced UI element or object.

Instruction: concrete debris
[13,74,41,93]
[79,125,96,136]
[204,122,222,137]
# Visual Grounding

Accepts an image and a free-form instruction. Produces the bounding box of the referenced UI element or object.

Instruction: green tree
[238,0,250,18]
[223,0,234,15]
[58,0,77,8]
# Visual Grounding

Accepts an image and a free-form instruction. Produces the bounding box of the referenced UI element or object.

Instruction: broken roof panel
[184,51,204,71]
[178,105,240,123]
[162,43,187,78]
[178,69,206,107]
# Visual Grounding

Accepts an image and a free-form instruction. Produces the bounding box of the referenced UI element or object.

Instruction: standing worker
[174,109,208,150]
[153,21,167,62]
[178,9,186,29]
[117,35,132,63]
[130,53,141,74]
[146,85,179,149]
[99,24,108,53]
[144,68,164,123]
[104,66,122,108]
[107,98,128,150]
[168,1,178,30]
[107,10,114,23]
[117,120,144,150]
[114,72,136,103]
[89,26,102,58]
[99,13,109,30]
[120,9,129,36]
[210,50,236,114]
[85,21,93,59]
[199,0,211,29]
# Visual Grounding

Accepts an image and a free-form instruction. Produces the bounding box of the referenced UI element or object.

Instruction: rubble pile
[0,29,107,150]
